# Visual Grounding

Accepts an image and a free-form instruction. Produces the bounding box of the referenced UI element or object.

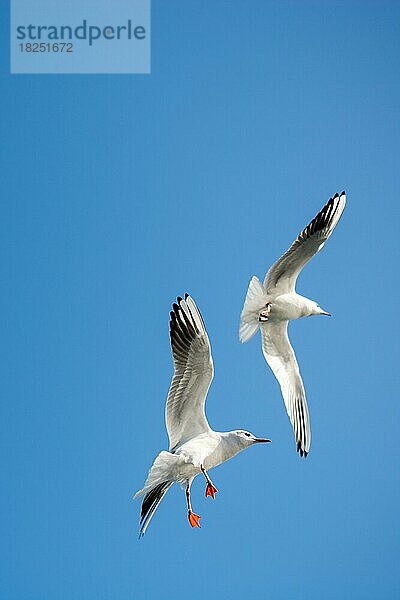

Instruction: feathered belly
[174,433,221,479]
[269,293,305,321]
[171,459,200,484]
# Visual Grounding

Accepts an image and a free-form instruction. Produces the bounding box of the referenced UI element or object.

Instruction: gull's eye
[244,432,251,437]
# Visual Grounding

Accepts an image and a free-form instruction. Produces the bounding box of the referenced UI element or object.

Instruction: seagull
[134,294,270,537]
[239,192,346,457]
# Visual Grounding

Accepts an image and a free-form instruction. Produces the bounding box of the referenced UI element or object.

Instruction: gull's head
[233,430,271,448]
[310,302,331,317]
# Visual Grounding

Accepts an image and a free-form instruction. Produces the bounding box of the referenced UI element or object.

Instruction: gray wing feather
[261,321,311,456]
[264,192,346,294]
[166,295,213,451]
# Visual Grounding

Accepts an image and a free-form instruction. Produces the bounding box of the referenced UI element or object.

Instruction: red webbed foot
[188,511,201,528]
[205,482,218,499]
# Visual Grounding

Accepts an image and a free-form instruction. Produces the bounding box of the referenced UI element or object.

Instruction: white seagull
[135,294,270,537]
[239,192,346,457]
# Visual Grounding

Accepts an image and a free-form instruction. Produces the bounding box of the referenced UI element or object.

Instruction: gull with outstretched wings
[135,294,270,537]
[239,192,346,457]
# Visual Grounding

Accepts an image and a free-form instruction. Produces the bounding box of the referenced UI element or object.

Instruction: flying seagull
[239,192,346,457]
[135,294,270,537]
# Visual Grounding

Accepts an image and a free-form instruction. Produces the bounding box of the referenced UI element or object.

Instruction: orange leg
[186,482,201,528]
[201,465,218,499]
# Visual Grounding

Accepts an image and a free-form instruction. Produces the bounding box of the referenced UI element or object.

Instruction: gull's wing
[264,192,346,294]
[261,321,310,456]
[166,294,214,451]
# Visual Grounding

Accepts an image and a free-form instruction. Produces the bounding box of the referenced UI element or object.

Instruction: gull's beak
[253,437,271,443]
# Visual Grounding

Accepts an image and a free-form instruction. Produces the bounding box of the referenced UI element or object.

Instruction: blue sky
[1,1,399,598]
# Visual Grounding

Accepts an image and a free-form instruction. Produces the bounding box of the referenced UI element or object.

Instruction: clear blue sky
[1,1,399,599]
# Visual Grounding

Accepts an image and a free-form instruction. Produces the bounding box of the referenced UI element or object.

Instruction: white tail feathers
[239,276,266,343]
[134,451,177,498]
[239,321,259,343]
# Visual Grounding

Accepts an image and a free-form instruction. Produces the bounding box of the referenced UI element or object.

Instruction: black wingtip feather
[179,305,196,337]
[297,440,308,458]
[169,295,198,347]
[138,482,172,539]
[300,191,344,241]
